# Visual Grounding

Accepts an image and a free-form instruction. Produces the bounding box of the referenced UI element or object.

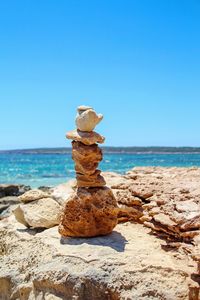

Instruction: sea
[1,150,200,188]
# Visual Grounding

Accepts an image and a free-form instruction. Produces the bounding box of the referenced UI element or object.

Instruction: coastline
[1,146,200,154]
[0,166,199,298]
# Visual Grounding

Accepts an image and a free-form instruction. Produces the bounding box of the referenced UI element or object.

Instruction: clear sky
[0,0,200,150]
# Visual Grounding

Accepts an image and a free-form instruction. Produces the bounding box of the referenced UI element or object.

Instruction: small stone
[19,189,50,203]
[66,129,105,145]
[180,215,200,231]
[72,141,102,175]
[140,215,153,222]
[76,107,103,132]
[75,161,99,176]
[148,207,160,216]
[117,204,143,221]
[76,171,106,188]
[72,141,102,162]
[58,187,118,237]
[175,200,199,213]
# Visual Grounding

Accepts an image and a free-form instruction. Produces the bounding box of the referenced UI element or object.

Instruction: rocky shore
[0,167,200,299]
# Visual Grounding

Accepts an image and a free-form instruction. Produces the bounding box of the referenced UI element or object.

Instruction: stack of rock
[58,106,118,237]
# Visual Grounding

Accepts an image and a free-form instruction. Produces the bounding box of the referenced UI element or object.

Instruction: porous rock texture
[76,171,106,188]
[1,167,200,299]
[58,187,118,237]
[0,216,199,300]
[72,141,102,175]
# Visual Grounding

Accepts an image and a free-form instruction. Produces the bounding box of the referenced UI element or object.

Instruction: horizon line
[1,146,200,154]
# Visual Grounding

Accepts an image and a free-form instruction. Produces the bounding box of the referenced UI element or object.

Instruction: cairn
[58,106,118,237]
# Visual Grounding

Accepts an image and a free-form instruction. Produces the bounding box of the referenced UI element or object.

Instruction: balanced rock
[75,160,99,176]
[59,187,118,237]
[76,105,103,132]
[60,105,117,237]
[66,129,105,145]
[72,141,102,162]
[76,170,106,187]
[72,141,102,175]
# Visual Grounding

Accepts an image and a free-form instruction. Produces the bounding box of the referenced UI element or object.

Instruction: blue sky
[0,0,200,149]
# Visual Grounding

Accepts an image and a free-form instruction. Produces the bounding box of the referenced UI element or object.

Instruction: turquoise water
[0,153,200,187]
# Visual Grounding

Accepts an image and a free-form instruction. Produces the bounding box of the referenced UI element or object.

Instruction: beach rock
[117,204,143,222]
[0,184,31,198]
[72,141,102,175]
[49,180,75,205]
[180,215,200,231]
[0,196,19,208]
[66,129,105,145]
[13,198,61,228]
[19,189,50,203]
[59,187,118,237]
[76,106,103,132]
[72,141,103,161]
[0,218,199,300]
[13,205,29,227]
[75,160,99,176]
[76,170,106,188]
[0,196,20,219]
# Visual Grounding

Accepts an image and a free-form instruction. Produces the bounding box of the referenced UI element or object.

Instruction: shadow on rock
[60,230,128,252]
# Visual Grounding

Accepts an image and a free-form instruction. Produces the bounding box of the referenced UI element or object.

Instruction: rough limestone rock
[76,170,106,188]
[1,167,200,298]
[72,141,102,162]
[76,105,103,132]
[49,180,75,205]
[19,189,50,203]
[66,129,105,145]
[59,187,118,237]
[13,198,61,228]
[72,141,102,175]
[0,217,199,300]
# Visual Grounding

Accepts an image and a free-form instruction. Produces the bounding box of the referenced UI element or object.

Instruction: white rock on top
[76,105,103,132]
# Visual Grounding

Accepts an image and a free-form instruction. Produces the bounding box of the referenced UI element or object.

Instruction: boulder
[13,198,61,228]
[59,187,118,237]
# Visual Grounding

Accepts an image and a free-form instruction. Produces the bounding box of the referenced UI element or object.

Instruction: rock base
[58,186,118,237]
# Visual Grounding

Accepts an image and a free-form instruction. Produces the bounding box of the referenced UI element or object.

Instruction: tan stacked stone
[58,105,118,237]
[71,140,105,187]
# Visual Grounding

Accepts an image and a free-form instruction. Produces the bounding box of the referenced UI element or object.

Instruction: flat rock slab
[66,129,105,145]
[0,216,198,300]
